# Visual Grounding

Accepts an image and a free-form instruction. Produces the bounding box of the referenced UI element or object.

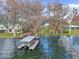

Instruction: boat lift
[17,36,39,50]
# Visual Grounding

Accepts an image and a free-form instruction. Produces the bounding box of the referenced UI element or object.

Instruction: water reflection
[61,36,79,59]
[0,36,72,59]
[40,36,53,54]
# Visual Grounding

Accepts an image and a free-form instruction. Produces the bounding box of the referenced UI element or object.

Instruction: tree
[71,8,78,23]
[6,0,17,37]
[28,0,44,35]
[64,7,78,35]
[48,1,68,35]
[5,0,51,36]
[15,0,45,36]
[6,0,27,37]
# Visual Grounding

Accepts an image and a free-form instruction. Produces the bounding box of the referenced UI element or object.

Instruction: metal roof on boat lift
[20,36,36,43]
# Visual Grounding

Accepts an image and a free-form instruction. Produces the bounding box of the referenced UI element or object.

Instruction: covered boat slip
[17,36,39,50]
[20,36,36,43]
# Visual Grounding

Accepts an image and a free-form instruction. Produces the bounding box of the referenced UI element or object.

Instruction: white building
[9,24,21,33]
[0,24,7,32]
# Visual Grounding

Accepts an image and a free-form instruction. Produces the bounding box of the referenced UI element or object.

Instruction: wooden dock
[29,40,39,50]
[17,44,27,50]
[23,32,33,36]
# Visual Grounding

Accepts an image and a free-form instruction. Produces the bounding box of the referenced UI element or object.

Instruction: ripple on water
[0,36,74,59]
[0,39,16,59]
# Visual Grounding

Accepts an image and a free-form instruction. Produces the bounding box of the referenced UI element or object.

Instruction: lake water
[0,36,79,59]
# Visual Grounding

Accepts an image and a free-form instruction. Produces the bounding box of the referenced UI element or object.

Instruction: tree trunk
[61,29,63,35]
[53,29,55,35]
[13,29,16,37]
[69,27,71,35]
[35,29,38,37]
[20,27,22,37]
[56,30,58,35]
[20,24,22,37]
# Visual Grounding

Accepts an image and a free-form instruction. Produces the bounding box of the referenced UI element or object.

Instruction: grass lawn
[0,32,21,38]
[38,26,79,36]
[64,29,79,35]
[0,29,79,38]
[71,30,79,35]
[38,27,52,36]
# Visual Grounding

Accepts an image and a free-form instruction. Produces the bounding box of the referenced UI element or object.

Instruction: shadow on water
[0,36,73,59]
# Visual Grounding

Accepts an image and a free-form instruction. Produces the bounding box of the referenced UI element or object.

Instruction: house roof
[0,24,7,30]
[8,24,21,30]
[72,15,79,23]
[65,25,79,28]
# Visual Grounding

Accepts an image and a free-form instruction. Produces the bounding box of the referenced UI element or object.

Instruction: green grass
[63,29,79,35]
[38,27,52,36]
[0,32,21,38]
[0,28,79,38]
[69,30,79,35]
[39,26,79,36]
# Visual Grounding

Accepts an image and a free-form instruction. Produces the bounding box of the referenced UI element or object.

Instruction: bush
[64,30,69,34]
